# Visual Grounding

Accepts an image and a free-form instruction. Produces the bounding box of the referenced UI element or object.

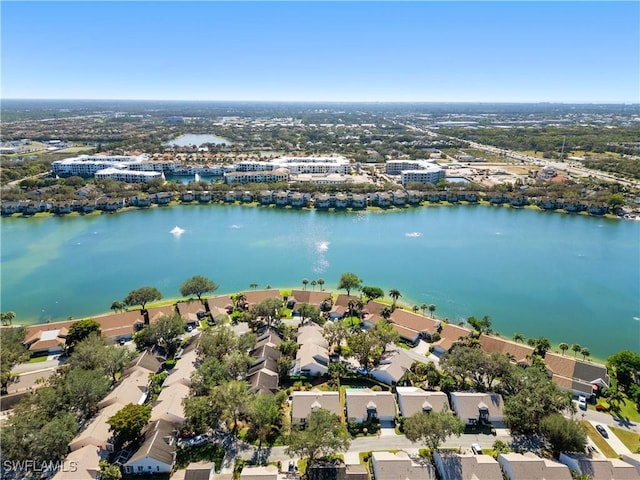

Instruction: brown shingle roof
[291,390,341,421]
[479,335,534,365]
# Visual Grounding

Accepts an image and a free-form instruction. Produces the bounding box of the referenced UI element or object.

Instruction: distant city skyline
[1,1,638,103]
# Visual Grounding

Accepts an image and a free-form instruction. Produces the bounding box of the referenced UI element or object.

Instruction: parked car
[595,424,608,438]
[578,395,587,410]
[471,443,482,455]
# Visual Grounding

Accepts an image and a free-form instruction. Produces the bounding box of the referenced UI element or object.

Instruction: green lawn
[611,427,640,453]
[581,421,618,458]
[27,355,49,363]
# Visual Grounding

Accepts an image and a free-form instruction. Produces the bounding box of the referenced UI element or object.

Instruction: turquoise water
[1,205,639,359]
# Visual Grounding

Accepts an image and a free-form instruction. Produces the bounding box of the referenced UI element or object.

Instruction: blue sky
[1,1,638,103]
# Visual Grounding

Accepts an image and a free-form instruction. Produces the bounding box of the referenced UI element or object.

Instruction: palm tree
[249,283,258,290]
[513,332,524,343]
[581,347,590,361]
[412,305,419,313]
[311,280,317,291]
[302,279,309,291]
[389,289,402,309]
[317,278,325,291]
[381,306,393,321]
[1,311,16,326]
[571,343,581,357]
[428,304,436,318]
[420,304,428,315]
[559,342,569,356]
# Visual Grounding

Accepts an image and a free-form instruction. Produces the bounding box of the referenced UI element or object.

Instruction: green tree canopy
[337,272,362,296]
[107,403,152,449]
[297,303,322,325]
[286,408,351,463]
[361,286,384,302]
[403,411,464,450]
[123,286,162,310]
[65,368,111,419]
[0,326,29,394]
[65,318,101,349]
[540,413,587,457]
[180,275,218,301]
[607,350,640,390]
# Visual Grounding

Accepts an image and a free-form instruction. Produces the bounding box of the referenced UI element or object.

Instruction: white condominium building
[52,154,148,177]
[386,159,437,175]
[401,165,445,186]
[94,168,162,183]
[272,156,350,174]
[224,168,290,184]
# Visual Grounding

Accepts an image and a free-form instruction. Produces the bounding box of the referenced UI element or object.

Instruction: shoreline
[0,197,628,222]
[7,290,610,365]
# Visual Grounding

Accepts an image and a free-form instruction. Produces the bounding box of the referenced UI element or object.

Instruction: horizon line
[3,98,639,106]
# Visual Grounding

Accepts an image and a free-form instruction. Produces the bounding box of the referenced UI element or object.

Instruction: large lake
[164,134,231,147]
[1,205,638,359]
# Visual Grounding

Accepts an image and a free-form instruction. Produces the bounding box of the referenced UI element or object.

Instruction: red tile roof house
[176,300,207,327]
[345,388,397,424]
[286,289,328,310]
[449,392,505,427]
[432,323,473,355]
[543,352,611,399]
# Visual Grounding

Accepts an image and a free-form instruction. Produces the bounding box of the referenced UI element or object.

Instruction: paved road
[588,421,632,456]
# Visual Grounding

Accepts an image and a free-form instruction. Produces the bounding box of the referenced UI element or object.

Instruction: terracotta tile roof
[288,290,328,306]
[243,289,282,306]
[176,301,206,318]
[390,308,440,334]
[479,335,534,365]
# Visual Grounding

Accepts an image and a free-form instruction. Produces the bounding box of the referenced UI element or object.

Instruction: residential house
[543,352,610,399]
[388,308,440,344]
[97,365,151,409]
[559,453,640,480]
[371,451,436,480]
[206,294,235,321]
[329,294,359,320]
[479,335,534,366]
[335,193,349,208]
[294,323,330,376]
[371,349,415,385]
[287,290,327,310]
[449,392,505,427]
[314,193,332,209]
[181,191,195,202]
[498,453,572,480]
[52,444,103,480]
[254,328,283,350]
[243,289,283,309]
[275,191,289,206]
[351,194,367,209]
[432,323,473,355]
[259,190,273,205]
[151,381,191,425]
[68,402,122,452]
[345,388,396,424]
[396,387,449,418]
[177,300,207,328]
[239,465,278,480]
[291,390,341,426]
[145,305,178,326]
[247,368,279,395]
[23,321,73,354]
[123,419,177,475]
[392,190,408,206]
[182,461,216,480]
[433,451,503,480]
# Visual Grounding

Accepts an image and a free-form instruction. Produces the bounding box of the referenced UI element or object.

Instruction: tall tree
[210,380,252,432]
[581,347,590,361]
[389,289,402,309]
[298,303,322,325]
[428,304,436,318]
[302,278,309,290]
[107,403,152,450]
[110,301,125,313]
[249,394,281,448]
[65,318,101,350]
[0,326,30,394]
[317,278,325,291]
[251,297,284,329]
[123,286,162,311]
[65,368,111,419]
[420,304,428,315]
[559,342,569,356]
[607,350,640,390]
[540,413,587,457]
[311,280,317,291]
[403,411,464,450]
[1,311,16,326]
[180,275,218,302]
[323,322,348,353]
[571,343,581,357]
[149,313,184,357]
[513,332,524,343]
[287,408,350,464]
[337,272,362,296]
